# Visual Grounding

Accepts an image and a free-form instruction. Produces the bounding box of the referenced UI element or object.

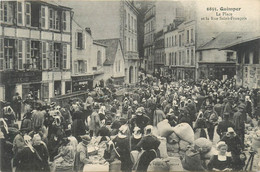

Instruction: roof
[93,41,107,47]
[221,32,260,50]
[197,32,246,51]
[94,38,123,65]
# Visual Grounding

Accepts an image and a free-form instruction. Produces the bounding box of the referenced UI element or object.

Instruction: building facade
[143,1,184,75]
[154,30,165,77]
[164,18,195,81]
[71,21,106,92]
[196,32,240,80]
[95,39,125,85]
[0,0,72,101]
[223,33,260,89]
[65,0,139,84]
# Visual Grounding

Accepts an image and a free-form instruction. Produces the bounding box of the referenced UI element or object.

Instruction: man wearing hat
[130,107,150,133]
[217,113,235,139]
[233,104,246,150]
[74,134,91,172]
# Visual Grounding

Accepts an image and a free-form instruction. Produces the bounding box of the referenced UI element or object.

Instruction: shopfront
[0,71,42,101]
[72,75,93,92]
[198,62,236,80]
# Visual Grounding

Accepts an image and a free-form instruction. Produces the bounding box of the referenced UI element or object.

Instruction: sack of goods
[157,120,174,138]
[147,157,183,172]
[158,136,168,158]
[172,123,194,144]
[194,138,213,154]
[181,147,205,171]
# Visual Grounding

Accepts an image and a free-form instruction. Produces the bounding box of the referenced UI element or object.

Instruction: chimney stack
[85,27,92,36]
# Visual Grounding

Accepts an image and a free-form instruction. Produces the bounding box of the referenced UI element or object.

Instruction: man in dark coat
[216,113,235,139]
[130,107,150,133]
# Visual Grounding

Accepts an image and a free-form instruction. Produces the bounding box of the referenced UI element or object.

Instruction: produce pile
[151,120,217,171]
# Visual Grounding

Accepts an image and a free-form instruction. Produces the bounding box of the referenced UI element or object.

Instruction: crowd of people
[0,77,259,172]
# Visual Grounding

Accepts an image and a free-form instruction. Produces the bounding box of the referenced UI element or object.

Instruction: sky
[59,0,260,39]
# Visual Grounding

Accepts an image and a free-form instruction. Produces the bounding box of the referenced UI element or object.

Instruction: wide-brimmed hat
[118,125,128,138]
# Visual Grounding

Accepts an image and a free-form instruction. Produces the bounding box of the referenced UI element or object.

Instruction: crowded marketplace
[0,76,260,172]
[0,0,260,171]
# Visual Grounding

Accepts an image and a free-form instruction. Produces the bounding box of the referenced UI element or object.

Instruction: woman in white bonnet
[207,141,232,171]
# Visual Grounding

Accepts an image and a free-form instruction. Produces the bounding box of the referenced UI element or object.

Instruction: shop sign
[72,75,93,82]
[0,71,42,84]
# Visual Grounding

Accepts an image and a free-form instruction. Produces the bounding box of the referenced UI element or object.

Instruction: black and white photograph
[0,0,260,171]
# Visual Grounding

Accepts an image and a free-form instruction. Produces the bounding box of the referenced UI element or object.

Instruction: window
[18,40,23,70]
[174,53,177,65]
[227,52,233,61]
[128,13,130,30]
[124,10,127,28]
[191,49,194,65]
[26,40,31,67]
[175,35,177,46]
[4,39,15,70]
[75,60,87,73]
[55,11,60,30]
[131,16,133,31]
[166,37,168,47]
[0,38,4,70]
[199,51,203,61]
[187,30,189,43]
[62,11,66,31]
[179,52,181,65]
[76,32,84,49]
[169,37,171,47]
[179,35,181,47]
[63,44,67,69]
[0,2,3,22]
[97,50,102,66]
[25,3,31,26]
[135,39,137,51]
[124,36,127,51]
[182,33,184,46]
[191,29,194,42]
[134,19,137,32]
[169,53,172,65]
[54,43,61,68]
[41,7,46,28]
[3,2,8,22]
[187,49,190,63]
[131,39,133,51]
[49,43,53,69]
[49,9,54,29]
[182,51,185,65]
[128,38,130,51]
[42,42,47,69]
[31,41,40,69]
[172,36,174,47]
[17,2,23,25]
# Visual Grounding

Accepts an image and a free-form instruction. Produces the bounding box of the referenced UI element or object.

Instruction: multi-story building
[154,30,165,76]
[196,32,240,80]
[0,1,73,101]
[143,1,184,75]
[222,32,260,89]
[63,0,139,84]
[71,21,106,92]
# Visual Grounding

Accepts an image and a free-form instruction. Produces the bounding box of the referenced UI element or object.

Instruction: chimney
[85,27,92,36]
